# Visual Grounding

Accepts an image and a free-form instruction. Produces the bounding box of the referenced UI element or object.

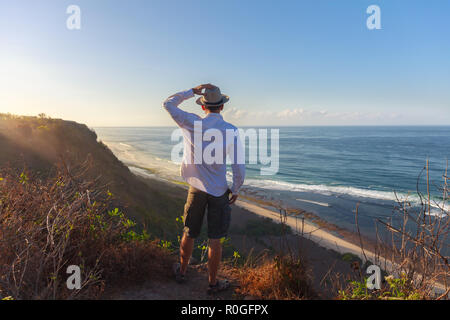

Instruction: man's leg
[206,190,232,287]
[176,186,207,280]
[180,233,194,275]
[208,239,222,285]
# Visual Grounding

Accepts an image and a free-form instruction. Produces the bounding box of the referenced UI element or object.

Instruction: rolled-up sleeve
[231,163,245,194]
[228,130,246,194]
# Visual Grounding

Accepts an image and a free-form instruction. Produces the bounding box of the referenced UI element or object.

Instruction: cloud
[222,107,250,120]
[276,108,304,118]
[222,106,402,125]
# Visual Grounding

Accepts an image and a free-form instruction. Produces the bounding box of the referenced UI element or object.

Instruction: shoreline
[131,165,448,297]
[130,166,371,260]
[235,198,375,261]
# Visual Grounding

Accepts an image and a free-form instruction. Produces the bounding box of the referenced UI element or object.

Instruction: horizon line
[92,124,450,128]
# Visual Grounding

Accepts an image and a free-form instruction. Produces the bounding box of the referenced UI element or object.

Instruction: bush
[236,218,292,238]
[0,162,173,299]
[337,161,449,300]
[338,273,423,300]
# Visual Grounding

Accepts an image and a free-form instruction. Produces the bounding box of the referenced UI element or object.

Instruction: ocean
[94,126,450,240]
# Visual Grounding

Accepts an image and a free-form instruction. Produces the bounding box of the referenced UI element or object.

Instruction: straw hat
[196,86,230,107]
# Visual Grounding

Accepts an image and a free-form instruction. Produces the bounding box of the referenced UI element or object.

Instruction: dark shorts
[183,186,231,239]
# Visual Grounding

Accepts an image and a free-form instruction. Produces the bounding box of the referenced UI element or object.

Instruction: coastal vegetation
[0,163,173,299]
[0,114,448,300]
[334,161,449,300]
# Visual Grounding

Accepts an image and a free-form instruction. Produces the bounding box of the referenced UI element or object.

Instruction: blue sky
[1,0,449,126]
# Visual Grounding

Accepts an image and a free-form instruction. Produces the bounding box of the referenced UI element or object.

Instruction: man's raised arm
[163,89,195,128]
[163,84,216,128]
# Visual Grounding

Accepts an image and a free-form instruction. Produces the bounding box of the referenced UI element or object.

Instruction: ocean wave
[119,142,132,148]
[296,198,330,207]
[244,178,398,199]
[100,139,448,217]
[243,178,448,213]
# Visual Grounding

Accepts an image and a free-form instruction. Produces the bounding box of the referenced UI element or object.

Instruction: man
[163,84,245,294]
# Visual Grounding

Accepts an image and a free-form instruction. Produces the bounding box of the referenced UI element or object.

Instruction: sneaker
[207,279,230,295]
[173,262,185,284]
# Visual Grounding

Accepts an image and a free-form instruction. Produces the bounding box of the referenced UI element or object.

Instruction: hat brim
[196,95,229,107]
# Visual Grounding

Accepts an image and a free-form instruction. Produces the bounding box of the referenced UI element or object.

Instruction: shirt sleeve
[228,129,246,194]
[163,89,200,128]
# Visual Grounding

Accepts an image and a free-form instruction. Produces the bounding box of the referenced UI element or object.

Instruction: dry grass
[235,252,316,300]
[336,160,449,300]
[234,207,317,300]
[0,160,173,300]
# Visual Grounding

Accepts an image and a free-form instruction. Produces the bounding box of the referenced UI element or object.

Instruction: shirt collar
[205,113,223,119]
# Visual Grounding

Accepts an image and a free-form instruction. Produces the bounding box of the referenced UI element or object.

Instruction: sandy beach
[131,168,449,298]
[132,167,370,258]
[235,199,369,259]
[131,169,376,297]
